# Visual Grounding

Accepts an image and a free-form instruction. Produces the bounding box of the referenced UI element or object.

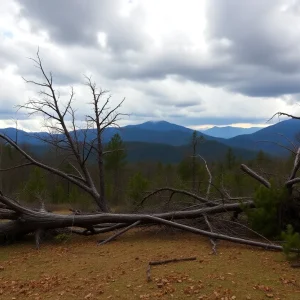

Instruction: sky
[1,0,300,131]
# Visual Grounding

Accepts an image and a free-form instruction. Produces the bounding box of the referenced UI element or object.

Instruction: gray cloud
[1,0,300,130]
[174,101,200,108]
[13,0,300,99]
[17,0,149,52]
[205,0,300,96]
[207,0,300,72]
[99,0,300,98]
[142,84,202,108]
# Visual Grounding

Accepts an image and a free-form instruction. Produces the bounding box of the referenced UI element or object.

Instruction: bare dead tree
[2,55,300,256]
[0,50,125,212]
[84,76,126,211]
[191,131,204,192]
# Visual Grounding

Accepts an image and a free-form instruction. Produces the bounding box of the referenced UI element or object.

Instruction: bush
[245,184,288,237]
[54,233,70,243]
[51,184,66,204]
[127,172,149,205]
[22,167,47,203]
[281,224,300,259]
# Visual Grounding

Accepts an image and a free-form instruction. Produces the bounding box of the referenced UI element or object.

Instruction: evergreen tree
[127,171,149,206]
[104,133,127,204]
[225,147,236,170]
[177,157,206,191]
[23,167,47,203]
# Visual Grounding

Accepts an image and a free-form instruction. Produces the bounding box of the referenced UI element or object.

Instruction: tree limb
[98,220,141,245]
[141,187,219,207]
[203,215,217,254]
[240,164,271,188]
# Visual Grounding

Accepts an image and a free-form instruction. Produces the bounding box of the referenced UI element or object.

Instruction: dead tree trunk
[0,191,295,253]
[0,50,125,212]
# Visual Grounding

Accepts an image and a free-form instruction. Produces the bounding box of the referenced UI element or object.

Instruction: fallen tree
[1,139,300,252]
[0,190,281,250]
[1,146,299,252]
[1,52,300,255]
[0,181,297,252]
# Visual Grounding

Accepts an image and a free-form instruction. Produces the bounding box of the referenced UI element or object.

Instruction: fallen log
[146,257,197,282]
[0,196,254,238]
[0,194,291,253]
[0,171,298,254]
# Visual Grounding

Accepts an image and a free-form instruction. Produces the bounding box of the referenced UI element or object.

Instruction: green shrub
[22,167,47,203]
[54,233,70,243]
[245,184,288,237]
[281,224,300,259]
[51,184,66,204]
[127,172,149,205]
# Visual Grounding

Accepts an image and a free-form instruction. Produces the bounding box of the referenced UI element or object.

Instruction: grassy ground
[0,228,300,300]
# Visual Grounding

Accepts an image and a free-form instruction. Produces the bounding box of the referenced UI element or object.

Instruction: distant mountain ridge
[124,120,191,133]
[0,126,258,163]
[203,126,262,139]
[0,118,299,158]
[221,118,300,156]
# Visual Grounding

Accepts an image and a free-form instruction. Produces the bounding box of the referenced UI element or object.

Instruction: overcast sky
[1,0,300,131]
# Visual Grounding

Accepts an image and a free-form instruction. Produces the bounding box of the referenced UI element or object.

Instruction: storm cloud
[0,0,300,130]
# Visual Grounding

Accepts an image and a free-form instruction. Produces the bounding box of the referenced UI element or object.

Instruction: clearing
[0,228,299,300]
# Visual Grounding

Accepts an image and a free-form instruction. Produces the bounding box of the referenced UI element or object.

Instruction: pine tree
[104,133,127,204]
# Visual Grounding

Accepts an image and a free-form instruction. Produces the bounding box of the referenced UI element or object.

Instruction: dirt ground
[0,228,299,300]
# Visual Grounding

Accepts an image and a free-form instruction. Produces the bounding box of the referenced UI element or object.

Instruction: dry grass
[0,228,300,300]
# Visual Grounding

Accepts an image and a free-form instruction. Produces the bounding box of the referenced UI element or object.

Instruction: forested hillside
[1,118,299,159]
[0,130,289,211]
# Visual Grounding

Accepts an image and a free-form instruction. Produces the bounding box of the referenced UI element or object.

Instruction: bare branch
[195,155,212,200]
[141,187,219,207]
[203,215,217,254]
[98,220,141,245]
[276,133,298,153]
[0,162,33,172]
[269,112,300,121]
[240,164,271,188]
[289,147,300,180]
[286,177,300,187]
[0,133,93,195]
[255,140,297,155]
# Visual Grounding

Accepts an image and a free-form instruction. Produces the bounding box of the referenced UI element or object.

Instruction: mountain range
[0,118,299,163]
[203,126,262,138]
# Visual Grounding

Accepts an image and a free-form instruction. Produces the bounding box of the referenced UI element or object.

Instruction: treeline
[0,131,292,212]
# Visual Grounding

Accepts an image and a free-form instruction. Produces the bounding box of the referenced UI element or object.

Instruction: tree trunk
[0,200,254,239]
[97,137,109,212]
[192,142,196,192]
